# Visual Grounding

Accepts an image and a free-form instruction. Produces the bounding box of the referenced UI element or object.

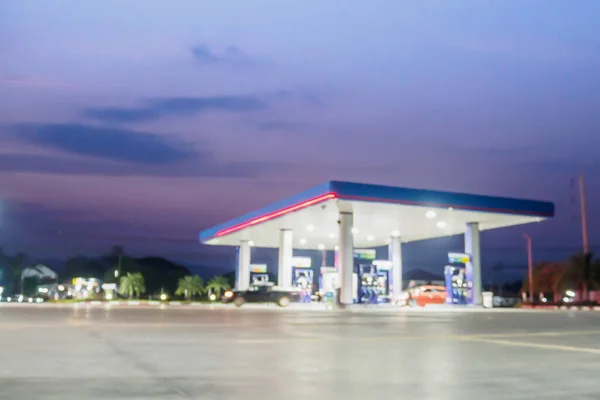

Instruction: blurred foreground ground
[1,304,599,399]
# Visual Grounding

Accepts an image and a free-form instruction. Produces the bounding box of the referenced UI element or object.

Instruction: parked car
[222,285,301,307]
[400,285,447,307]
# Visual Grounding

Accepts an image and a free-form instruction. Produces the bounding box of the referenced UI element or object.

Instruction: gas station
[199,181,554,306]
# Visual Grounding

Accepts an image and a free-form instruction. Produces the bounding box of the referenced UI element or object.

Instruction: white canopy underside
[203,199,543,249]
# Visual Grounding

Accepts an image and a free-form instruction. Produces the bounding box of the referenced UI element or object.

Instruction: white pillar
[339,212,354,305]
[389,236,403,296]
[465,222,482,306]
[278,229,293,288]
[237,240,251,291]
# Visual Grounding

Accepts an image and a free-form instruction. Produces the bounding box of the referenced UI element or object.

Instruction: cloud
[0,152,267,178]
[82,95,267,123]
[256,121,310,132]
[0,75,62,89]
[190,44,255,66]
[450,144,535,156]
[10,123,196,164]
[190,45,223,64]
[273,89,322,106]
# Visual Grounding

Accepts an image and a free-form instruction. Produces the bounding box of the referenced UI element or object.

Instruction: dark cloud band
[0,152,266,178]
[82,95,266,124]
[10,123,196,164]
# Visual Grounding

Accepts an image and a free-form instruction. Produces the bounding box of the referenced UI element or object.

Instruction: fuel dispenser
[353,249,377,303]
[326,249,391,304]
[372,259,392,300]
[319,266,338,295]
[319,266,338,304]
[292,256,313,302]
[250,264,269,286]
[356,264,379,303]
[444,253,470,305]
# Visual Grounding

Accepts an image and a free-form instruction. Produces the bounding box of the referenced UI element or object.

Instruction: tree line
[0,245,233,299]
[523,252,600,304]
[118,272,231,300]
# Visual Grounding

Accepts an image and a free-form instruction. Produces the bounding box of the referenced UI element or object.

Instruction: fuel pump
[445,253,470,305]
[373,259,392,302]
[356,264,379,303]
[249,264,269,286]
[353,249,377,303]
[292,256,313,302]
[319,267,338,295]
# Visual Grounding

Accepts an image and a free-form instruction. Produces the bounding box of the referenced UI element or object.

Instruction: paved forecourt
[1,305,599,399]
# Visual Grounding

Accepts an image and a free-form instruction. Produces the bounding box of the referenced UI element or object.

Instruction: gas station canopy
[199,181,554,249]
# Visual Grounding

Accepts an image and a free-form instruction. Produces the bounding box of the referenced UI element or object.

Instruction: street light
[523,234,534,303]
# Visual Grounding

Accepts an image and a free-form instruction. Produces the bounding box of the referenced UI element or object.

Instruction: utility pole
[113,252,122,299]
[578,174,590,300]
[523,234,534,303]
[114,252,122,280]
[579,174,589,254]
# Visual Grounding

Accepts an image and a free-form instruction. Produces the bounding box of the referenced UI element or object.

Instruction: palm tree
[206,275,231,298]
[175,275,204,300]
[118,272,145,298]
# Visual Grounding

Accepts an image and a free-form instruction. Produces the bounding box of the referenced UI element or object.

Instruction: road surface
[1,304,599,399]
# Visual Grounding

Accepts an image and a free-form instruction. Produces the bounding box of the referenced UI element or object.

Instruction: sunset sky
[1,1,599,275]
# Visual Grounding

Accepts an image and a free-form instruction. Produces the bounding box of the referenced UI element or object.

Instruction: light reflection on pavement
[1,305,600,399]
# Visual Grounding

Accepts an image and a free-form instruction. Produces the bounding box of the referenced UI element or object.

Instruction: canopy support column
[278,229,293,288]
[236,240,251,291]
[389,235,403,297]
[465,222,482,305]
[339,212,354,305]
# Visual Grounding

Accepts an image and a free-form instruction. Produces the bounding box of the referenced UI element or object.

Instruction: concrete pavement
[1,305,599,399]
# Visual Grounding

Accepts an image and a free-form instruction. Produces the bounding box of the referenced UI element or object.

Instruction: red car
[403,285,447,307]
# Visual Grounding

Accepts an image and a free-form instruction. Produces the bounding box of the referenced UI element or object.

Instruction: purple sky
[1,1,599,273]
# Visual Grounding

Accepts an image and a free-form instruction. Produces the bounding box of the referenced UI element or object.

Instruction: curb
[17,302,600,312]
[521,305,600,311]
